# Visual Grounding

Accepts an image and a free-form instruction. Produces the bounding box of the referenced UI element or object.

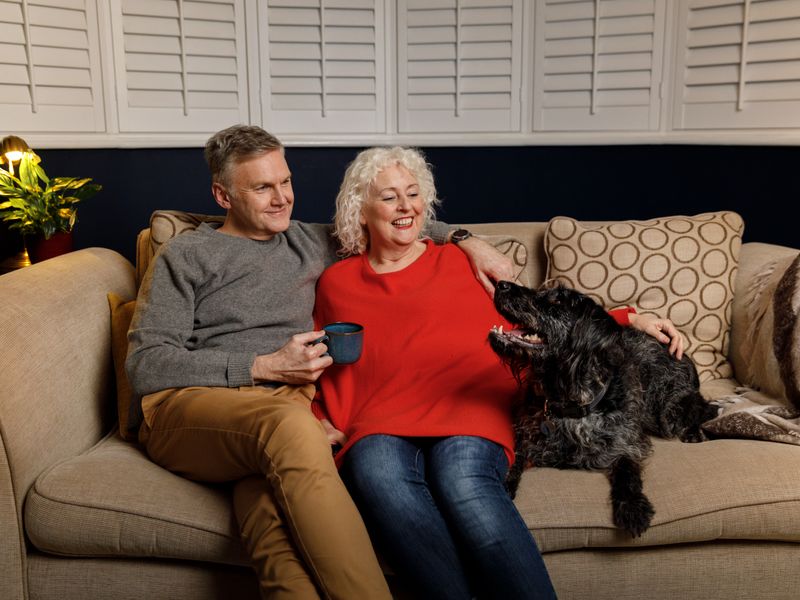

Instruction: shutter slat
[263,0,383,133]
[113,0,248,132]
[534,0,665,131]
[0,0,104,131]
[675,0,800,129]
[399,0,520,133]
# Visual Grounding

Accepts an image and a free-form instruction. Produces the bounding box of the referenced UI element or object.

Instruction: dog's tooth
[499,325,504,334]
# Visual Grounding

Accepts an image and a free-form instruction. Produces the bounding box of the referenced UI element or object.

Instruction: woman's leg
[428,436,557,600]
[340,435,472,600]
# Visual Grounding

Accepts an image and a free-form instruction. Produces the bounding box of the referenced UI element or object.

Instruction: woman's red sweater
[313,241,631,467]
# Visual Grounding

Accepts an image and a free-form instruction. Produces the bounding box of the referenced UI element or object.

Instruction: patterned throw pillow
[545,212,744,382]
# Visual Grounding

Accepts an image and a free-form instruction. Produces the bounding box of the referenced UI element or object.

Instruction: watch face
[452,228,472,243]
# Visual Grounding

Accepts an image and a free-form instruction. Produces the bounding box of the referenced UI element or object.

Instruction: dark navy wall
[2,144,798,265]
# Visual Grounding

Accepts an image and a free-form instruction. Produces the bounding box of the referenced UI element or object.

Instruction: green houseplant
[0,151,101,262]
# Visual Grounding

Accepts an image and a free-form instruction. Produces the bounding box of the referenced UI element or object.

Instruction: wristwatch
[450,228,473,244]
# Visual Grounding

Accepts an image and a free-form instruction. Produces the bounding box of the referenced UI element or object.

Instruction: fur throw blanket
[703,387,800,445]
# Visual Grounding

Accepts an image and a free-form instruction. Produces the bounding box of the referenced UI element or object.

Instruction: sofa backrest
[134,210,551,289]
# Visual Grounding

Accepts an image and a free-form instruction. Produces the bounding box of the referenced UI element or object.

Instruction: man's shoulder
[286,220,332,239]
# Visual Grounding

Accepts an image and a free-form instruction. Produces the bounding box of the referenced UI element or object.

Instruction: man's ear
[212,182,231,210]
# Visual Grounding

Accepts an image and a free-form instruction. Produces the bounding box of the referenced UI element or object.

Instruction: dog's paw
[679,425,708,443]
[613,496,655,538]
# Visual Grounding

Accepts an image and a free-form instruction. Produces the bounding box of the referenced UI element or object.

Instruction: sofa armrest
[0,248,135,599]
[730,241,800,387]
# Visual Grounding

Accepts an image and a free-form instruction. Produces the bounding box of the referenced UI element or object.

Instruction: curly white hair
[334,146,440,256]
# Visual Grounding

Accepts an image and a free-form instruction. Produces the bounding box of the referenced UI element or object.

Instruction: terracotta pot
[27,231,74,264]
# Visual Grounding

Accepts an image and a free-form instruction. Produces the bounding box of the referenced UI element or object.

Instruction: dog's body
[489,281,718,537]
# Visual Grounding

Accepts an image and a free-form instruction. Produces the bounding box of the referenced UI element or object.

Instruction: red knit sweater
[313,241,631,467]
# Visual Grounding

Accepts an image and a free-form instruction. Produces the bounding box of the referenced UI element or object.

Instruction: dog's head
[489,281,624,411]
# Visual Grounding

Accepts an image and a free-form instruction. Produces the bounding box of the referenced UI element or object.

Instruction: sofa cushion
[24,433,247,566]
[516,437,800,552]
[545,212,744,382]
[108,293,137,441]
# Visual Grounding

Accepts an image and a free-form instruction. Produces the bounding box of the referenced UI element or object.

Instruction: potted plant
[0,151,101,263]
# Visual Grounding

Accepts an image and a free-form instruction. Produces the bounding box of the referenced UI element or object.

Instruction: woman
[313,147,682,599]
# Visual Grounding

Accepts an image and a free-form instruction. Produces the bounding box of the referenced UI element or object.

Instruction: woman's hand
[455,236,514,298]
[320,418,347,448]
[628,312,684,360]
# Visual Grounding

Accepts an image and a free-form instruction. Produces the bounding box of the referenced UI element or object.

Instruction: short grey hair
[334,146,440,256]
[204,125,283,188]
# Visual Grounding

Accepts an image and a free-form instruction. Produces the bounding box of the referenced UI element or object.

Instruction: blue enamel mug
[322,322,364,365]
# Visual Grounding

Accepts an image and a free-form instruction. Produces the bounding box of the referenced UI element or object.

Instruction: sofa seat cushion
[517,437,800,553]
[24,433,248,566]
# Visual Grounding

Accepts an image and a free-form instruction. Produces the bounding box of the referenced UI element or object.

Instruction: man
[126,125,512,599]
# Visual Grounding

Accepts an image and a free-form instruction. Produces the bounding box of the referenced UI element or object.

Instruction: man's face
[213,150,294,240]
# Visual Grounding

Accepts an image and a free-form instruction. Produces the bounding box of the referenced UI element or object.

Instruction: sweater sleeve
[423,219,451,244]
[125,244,256,396]
[609,306,636,326]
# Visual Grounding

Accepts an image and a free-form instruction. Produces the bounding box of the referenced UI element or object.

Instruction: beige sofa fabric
[4,219,800,600]
[25,434,247,565]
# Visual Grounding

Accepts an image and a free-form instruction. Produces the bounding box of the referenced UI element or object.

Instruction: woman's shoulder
[319,253,361,282]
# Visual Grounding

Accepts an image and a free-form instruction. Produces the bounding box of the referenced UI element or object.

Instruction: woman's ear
[359,209,367,226]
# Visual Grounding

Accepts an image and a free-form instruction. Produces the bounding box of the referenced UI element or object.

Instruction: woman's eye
[381,196,396,202]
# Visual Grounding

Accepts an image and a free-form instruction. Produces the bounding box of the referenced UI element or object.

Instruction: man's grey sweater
[126,220,449,397]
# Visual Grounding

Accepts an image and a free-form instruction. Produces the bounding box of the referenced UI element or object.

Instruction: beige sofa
[2,211,799,600]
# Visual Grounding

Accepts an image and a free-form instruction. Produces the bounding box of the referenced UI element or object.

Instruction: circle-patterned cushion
[545,212,744,382]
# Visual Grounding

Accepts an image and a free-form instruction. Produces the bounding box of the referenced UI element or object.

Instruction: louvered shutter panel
[674,0,800,129]
[0,0,104,132]
[397,0,522,133]
[532,0,666,131]
[261,0,385,134]
[110,0,248,133]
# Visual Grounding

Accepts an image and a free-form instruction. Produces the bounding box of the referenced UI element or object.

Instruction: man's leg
[233,475,320,599]
[139,385,390,600]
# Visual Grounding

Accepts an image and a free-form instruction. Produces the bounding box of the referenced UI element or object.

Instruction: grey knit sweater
[126,220,450,397]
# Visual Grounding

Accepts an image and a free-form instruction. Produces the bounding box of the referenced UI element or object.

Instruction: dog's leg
[676,392,719,443]
[609,456,654,537]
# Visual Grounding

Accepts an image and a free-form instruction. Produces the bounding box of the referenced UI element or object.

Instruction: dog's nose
[496,280,512,292]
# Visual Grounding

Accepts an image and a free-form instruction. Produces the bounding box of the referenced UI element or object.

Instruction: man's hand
[252,330,334,384]
[455,235,514,298]
[629,313,685,360]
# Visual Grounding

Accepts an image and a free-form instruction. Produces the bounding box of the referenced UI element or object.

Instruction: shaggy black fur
[489,281,719,537]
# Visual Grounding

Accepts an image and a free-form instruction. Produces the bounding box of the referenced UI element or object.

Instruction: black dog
[488,281,718,537]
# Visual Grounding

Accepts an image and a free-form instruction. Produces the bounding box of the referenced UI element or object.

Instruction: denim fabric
[341,435,557,600]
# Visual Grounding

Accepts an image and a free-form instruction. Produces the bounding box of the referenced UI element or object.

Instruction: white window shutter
[110,0,248,133]
[532,0,666,131]
[397,0,522,133]
[260,0,385,134]
[0,0,105,132]
[674,0,800,129]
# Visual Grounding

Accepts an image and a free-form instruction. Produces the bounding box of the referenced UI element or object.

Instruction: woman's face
[361,163,425,252]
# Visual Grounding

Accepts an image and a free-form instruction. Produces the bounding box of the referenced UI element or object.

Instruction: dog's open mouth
[490,324,544,347]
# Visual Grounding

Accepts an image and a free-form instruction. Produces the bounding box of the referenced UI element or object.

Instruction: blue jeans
[340,435,557,600]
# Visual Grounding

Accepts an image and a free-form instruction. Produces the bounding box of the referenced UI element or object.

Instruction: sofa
[2,209,799,600]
